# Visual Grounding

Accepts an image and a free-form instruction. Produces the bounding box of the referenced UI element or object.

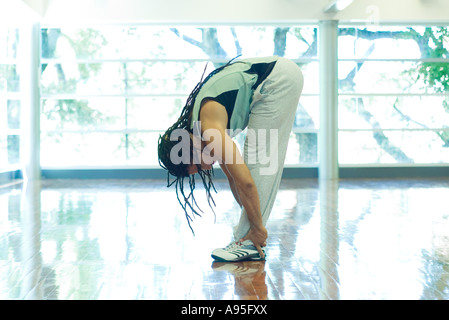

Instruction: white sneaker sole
[211,250,266,262]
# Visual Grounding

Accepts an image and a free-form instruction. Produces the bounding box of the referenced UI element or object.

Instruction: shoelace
[225,241,243,251]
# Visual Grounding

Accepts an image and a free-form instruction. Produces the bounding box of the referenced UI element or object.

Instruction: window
[338,26,449,165]
[0,27,20,170]
[40,26,318,168]
[38,24,449,173]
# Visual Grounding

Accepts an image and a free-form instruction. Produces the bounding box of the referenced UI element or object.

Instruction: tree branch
[230,27,242,56]
[170,28,202,48]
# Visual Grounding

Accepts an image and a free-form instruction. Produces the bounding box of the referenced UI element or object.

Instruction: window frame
[0,26,21,172]
[338,24,449,167]
[39,24,320,169]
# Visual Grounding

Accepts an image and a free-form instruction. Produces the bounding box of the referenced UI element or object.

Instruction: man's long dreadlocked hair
[157,56,240,234]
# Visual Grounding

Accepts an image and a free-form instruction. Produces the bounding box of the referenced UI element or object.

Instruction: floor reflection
[319,180,340,300]
[0,178,448,299]
[19,180,42,299]
[212,261,268,300]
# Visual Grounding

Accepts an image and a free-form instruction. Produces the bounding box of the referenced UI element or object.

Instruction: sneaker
[211,240,266,262]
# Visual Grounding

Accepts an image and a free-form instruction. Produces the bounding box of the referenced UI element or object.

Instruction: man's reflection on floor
[212,261,268,300]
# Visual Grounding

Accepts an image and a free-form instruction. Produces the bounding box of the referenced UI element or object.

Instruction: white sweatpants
[233,57,304,240]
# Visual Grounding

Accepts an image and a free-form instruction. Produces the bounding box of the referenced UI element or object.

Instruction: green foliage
[415,28,449,93]
[63,29,107,59]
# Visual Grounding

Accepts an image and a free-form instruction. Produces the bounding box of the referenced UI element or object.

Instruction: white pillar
[20,179,42,299]
[20,22,41,181]
[319,20,339,180]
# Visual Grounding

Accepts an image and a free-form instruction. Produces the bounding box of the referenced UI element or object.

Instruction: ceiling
[5,0,449,24]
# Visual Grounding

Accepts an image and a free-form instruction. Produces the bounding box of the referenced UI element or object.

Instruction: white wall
[0,0,39,24]
[19,0,449,25]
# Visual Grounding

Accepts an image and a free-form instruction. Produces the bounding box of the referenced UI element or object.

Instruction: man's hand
[241,225,268,259]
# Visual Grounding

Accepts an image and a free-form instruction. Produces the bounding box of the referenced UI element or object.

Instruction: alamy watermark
[169,121,279,176]
[365,5,380,27]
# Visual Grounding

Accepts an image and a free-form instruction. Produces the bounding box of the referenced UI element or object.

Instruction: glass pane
[338,26,449,166]
[0,65,20,92]
[339,61,449,94]
[42,27,206,60]
[41,26,318,60]
[41,61,215,95]
[233,131,317,166]
[41,98,126,131]
[299,61,319,94]
[7,100,20,130]
[123,61,212,95]
[286,132,318,165]
[0,135,6,168]
[0,28,20,170]
[127,97,185,131]
[294,96,319,130]
[7,135,19,165]
[41,133,125,167]
[41,132,164,167]
[39,59,323,97]
[0,28,19,60]
[41,62,123,95]
[125,133,161,165]
[0,135,19,167]
[339,130,449,164]
[228,26,318,59]
[339,96,449,130]
[339,26,448,60]
[42,28,109,60]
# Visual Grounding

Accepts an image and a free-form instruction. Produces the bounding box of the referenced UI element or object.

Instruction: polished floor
[0,177,448,300]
